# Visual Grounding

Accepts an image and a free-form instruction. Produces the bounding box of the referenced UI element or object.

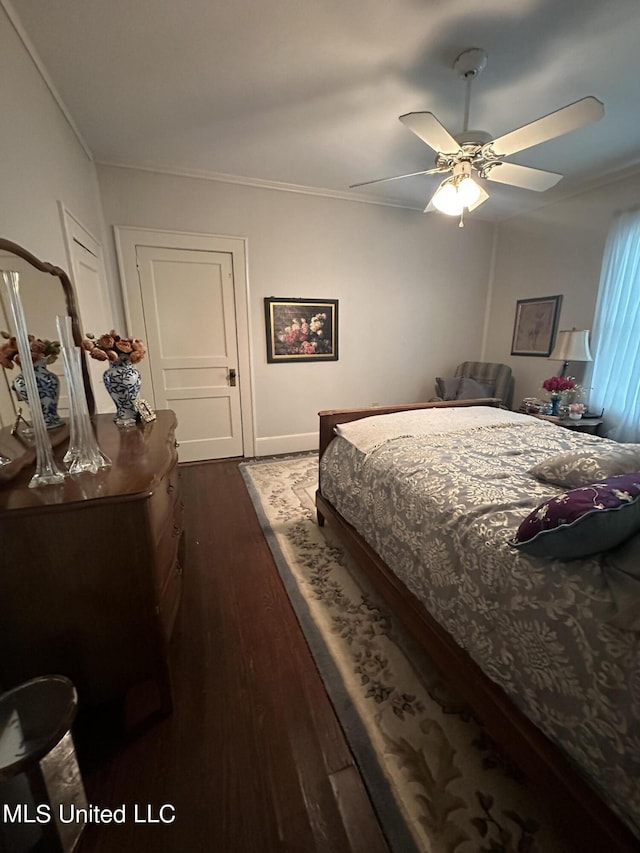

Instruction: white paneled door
[135,246,244,461]
[67,236,114,413]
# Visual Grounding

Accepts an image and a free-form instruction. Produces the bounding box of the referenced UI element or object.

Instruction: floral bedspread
[319,418,640,838]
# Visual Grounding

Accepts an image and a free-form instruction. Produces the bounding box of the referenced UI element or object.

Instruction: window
[589,209,640,442]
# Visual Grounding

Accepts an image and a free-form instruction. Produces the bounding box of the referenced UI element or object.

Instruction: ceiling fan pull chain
[459,209,465,228]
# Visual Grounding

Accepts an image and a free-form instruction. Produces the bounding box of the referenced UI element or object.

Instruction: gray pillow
[456,377,495,400]
[435,376,461,401]
[529,445,640,489]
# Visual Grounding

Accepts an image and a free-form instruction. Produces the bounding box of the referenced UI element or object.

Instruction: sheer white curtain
[589,209,640,442]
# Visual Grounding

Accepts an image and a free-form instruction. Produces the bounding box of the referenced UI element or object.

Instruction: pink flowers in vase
[569,403,586,420]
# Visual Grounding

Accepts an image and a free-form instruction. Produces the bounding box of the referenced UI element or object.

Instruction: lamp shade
[457,176,481,207]
[431,180,464,215]
[549,329,593,363]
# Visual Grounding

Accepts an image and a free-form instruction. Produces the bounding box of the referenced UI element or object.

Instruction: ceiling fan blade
[349,167,444,189]
[485,162,563,191]
[399,112,460,154]
[489,96,604,157]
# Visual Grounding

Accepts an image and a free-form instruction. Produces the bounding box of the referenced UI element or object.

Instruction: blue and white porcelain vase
[12,358,64,429]
[102,359,141,426]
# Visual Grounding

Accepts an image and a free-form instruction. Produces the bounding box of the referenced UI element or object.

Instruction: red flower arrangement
[542,376,575,394]
[81,331,146,364]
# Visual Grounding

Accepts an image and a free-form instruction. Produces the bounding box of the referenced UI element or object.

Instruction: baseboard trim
[254,432,317,457]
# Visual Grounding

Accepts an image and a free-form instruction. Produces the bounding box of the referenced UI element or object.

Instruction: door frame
[114,226,255,458]
[58,202,116,413]
[58,201,115,326]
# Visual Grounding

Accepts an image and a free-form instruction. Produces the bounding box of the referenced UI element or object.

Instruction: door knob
[229,368,237,387]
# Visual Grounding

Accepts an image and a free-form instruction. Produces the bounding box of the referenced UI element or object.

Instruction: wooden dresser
[0,410,183,714]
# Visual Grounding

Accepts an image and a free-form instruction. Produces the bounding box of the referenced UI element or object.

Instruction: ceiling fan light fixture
[431,161,482,215]
[457,175,481,207]
[431,180,464,215]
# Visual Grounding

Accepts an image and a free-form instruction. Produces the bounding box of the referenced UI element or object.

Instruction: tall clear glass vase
[2,271,65,487]
[56,315,111,474]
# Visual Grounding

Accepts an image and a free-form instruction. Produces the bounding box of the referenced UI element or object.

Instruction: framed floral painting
[511,294,563,357]
[264,297,338,363]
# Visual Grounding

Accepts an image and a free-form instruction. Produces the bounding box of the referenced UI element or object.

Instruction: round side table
[0,675,87,852]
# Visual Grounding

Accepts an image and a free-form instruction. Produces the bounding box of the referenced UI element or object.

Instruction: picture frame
[264,297,338,363]
[511,295,563,357]
[134,398,157,423]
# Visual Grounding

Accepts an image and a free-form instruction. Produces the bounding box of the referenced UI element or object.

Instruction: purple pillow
[510,473,640,560]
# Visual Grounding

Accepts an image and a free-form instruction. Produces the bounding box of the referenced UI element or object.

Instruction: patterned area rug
[240,454,569,853]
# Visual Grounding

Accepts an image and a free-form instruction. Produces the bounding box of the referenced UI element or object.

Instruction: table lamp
[549,328,592,377]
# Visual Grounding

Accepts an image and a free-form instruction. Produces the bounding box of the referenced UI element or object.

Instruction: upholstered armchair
[433,361,514,410]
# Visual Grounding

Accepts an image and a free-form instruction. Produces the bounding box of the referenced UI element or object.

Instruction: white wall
[484,169,640,407]
[0,4,108,426]
[0,5,104,263]
[97,165,496,452]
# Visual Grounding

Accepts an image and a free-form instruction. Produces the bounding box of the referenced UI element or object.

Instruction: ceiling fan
[350,48,604,223]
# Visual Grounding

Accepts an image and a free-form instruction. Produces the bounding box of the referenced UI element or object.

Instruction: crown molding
[95,159,424,212]
[498,158,640,223]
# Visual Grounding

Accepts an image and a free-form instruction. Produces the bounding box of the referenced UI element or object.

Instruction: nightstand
[522,412,603,435]
[555,417,603,435]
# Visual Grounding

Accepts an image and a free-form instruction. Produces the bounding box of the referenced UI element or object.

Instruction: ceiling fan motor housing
[455,130,492,146]
[435,142,494,176]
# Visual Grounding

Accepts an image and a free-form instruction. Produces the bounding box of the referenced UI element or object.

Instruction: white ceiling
[10,0,640,220]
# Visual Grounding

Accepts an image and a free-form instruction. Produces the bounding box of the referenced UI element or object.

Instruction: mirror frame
[0,237,95,416]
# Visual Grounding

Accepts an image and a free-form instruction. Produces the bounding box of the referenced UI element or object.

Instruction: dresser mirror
[0,238,95,479]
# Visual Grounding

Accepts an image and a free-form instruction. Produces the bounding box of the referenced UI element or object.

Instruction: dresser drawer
[148,461,180,545]
[154,498,184,596]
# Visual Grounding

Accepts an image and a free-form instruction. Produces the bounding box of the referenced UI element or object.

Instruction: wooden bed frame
[315,399,638,853]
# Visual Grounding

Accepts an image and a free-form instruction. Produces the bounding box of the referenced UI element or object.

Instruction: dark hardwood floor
[75,459,389,853]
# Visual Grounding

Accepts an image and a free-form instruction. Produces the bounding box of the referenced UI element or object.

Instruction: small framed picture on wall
[511,294,563,357]
[264,297,338,363]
